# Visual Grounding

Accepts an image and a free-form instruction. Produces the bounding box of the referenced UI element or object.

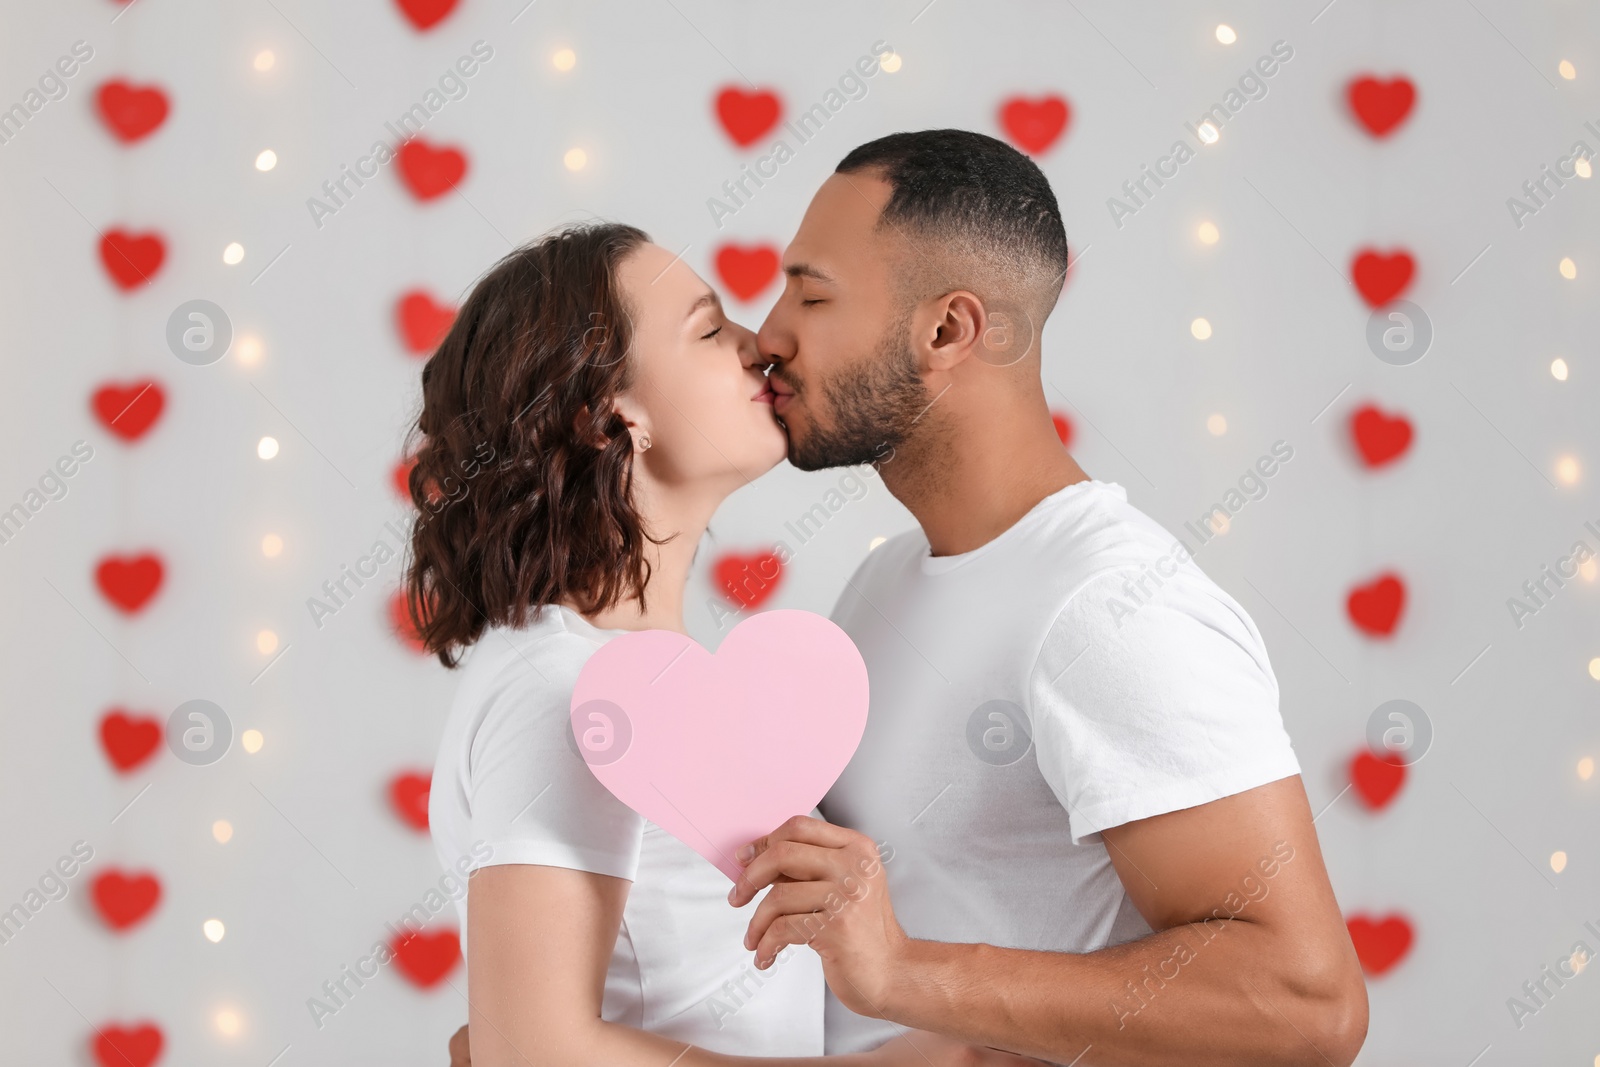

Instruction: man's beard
[783,316,928,472]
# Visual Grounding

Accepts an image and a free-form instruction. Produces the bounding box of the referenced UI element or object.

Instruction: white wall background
[1,0,1597,1063]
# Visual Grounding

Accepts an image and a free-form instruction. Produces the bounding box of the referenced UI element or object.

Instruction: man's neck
[880,401,1091,558]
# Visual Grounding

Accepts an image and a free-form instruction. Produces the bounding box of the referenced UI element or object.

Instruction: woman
[402,223,1036,1067]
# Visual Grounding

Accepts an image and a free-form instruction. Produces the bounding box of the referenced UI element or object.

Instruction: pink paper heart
[571,609,868,882]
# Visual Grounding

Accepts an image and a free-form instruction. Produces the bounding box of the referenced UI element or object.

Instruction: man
[450,129,1366,1066]
[726,129,1366,1066]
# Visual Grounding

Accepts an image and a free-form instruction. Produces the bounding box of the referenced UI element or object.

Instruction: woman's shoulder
[439,606,611,744]
[465,604,609,688]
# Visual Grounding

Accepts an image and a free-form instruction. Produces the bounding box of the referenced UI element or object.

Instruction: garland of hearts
[87,46,175,1062]
[1338,70,1420,979]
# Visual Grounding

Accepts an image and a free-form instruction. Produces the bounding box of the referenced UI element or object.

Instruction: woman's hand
[866,1029,1054,1067]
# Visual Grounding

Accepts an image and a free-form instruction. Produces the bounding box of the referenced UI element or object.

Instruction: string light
[1582,558,1597,581]
[256,630,279,655]
[1551,850,1568,873]
[1215,25,1237,45]
[564,147,587,171]
[1551,358,1569,381]
[203,919,226,943]
[1557,455,1581,485]
[223,243,245,266]
[880,51,902,73]
[1588,657,1600,681]
[253,50,275,72]
[868,536,886,551]
[1191,317,1213,340]
[1558,60,1576,80]
[241,729,264,754]
[551,48,576,71]
[1209,512,1231,535]
[236,335,263,366]
[1197,122,1220,144]
[257,436,279,460]
[1197,221,1220,245]
[213,820,233,843]
[261,534,282,558]
[1207,414,1228,436]
[214,1008,242,1037]
[1559,257,1577,279]
[1579,756,1594,780]
[1577,157,1593,179]
[255,149,277,172]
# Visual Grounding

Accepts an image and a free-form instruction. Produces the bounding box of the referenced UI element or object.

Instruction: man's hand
[728,814,907,1019]
[447,1023,470,1067]
[869,1029,1054,1067]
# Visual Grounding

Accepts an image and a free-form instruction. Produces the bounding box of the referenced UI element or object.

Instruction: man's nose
[755,311,792,367]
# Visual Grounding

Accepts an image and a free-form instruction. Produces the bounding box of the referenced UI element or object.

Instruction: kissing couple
[404,129,1368,1066]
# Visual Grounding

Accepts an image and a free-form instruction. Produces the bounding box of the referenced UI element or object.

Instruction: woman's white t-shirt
[430,604,824,1054]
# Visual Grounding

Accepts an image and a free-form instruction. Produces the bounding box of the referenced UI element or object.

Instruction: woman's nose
[730,322,769,371]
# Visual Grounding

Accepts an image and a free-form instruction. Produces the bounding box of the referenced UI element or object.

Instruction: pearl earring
[637,435,651,452]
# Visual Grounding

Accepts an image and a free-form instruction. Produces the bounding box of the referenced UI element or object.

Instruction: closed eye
[701,325,723,340]
[800,298,824,307]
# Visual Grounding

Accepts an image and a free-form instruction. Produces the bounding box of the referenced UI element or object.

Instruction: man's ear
[922,290,984,373]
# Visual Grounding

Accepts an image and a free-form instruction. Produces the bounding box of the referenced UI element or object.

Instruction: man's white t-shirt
[821,478,1301,1054]
[430,604,824,1054]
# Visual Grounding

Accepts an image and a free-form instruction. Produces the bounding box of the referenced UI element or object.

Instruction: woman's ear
[573,403,622,450]
[609,394,653,453]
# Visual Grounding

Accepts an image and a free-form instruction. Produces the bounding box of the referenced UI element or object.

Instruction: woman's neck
[575,478,721,636]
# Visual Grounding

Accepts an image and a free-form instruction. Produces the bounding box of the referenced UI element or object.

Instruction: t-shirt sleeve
[463,637,645,880]
[1026,565,1301,846]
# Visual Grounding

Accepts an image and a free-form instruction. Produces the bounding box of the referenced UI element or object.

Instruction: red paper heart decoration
[389,772,431,831]
[1000,95,1071,155]
[100,710,162,773]
[1350,404,1412,468]
[715,87,782,147]
[95,80,169,143]
[390,928,461,987]
[1347,76,1416,138]
[396,291,456,354]
[393,455,417,500]
[395,0,458,30]
[95,554,165,614]
[1351,249,1414,308]
[93,1023,164,1067]
[714,244,780,302]
[92,870,161,931]
[92,380,165,442]
[713,551,783,610]
[389,591,426,654]
[1349,750,1406,810]
[1346,914,1413,976]
[396,139,467,200]
[1346,572,1404,638]
[1051,411,1074,447]
[99,230,166,291]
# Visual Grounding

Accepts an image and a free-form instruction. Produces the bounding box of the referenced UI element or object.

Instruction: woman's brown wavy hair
[399,222,665,668]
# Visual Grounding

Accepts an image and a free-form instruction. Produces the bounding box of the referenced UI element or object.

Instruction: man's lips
[763,373,796,415]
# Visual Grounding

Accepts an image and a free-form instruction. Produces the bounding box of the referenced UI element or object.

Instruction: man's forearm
[878,920,1363,1067]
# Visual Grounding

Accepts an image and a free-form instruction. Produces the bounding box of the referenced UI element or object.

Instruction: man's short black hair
[835,129,1069,313]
